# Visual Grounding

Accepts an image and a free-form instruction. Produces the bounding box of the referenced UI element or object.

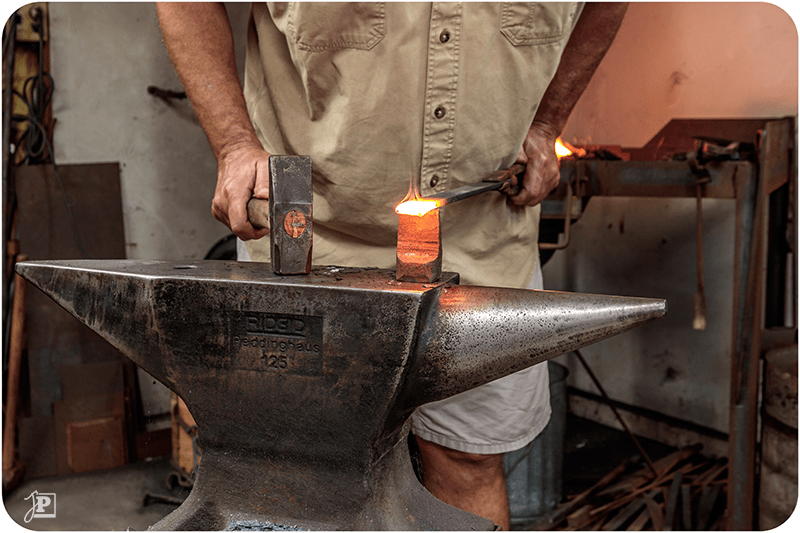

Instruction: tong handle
[482,163,526,195]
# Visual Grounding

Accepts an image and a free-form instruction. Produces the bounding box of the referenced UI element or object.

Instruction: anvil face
[16,259,666,530]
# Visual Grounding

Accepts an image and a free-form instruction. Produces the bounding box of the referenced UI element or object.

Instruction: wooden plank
[696,482,724,530]
[691,459,728,488]
[602,499,646,531]
[663,471,683,531]
[172,394,199,477]
[727,159,766,531]
[568,394,730,459]
[762,118,793,195]
[135,427,171,460]
[590,460,696,520]
[17,416,57,478]
[681,483,693,529]
[644,489,665,531]
[652,445,702,477]
[538,461,628,529]
[626,507,651,531]
[567,504,594,530]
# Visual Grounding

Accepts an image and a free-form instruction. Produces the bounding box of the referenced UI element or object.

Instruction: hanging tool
[689,143,712,330]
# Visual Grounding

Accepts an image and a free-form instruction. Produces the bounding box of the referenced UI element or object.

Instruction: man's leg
[415,436,510,531]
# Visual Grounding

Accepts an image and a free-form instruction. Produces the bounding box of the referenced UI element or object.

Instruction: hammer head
[269,155,313,275]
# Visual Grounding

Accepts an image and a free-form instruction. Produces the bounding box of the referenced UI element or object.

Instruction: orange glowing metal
[555,138,586,159]
[395,176,443,282]
[555,138,572,158]
[396,208,442,283]
[393,163,522,283]
[395,199,442,217]
[395,176,443,217]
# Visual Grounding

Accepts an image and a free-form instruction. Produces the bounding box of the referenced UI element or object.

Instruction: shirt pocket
[500,2,579,46]
[284,2,386,52]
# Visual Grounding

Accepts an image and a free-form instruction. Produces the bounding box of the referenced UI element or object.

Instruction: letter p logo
[24,491,57,522]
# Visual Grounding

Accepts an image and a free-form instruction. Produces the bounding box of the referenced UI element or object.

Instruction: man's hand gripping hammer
[246,155,313,275]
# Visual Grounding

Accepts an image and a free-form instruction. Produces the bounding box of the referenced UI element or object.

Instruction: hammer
[246,155,313,275]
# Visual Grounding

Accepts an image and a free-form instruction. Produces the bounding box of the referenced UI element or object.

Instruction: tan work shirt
[243,2,583,288]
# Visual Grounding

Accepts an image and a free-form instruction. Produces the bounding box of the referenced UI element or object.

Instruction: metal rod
[427,180,507,206]
[573,349,658,477]
[727,130,769,531]
[693,176,707,330]
[426,164,525,207]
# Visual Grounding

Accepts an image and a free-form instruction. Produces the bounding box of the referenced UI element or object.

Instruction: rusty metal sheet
[60,360,124,400]
[14,162,128,477]
[15,162,126,260]
[52,393,127,475]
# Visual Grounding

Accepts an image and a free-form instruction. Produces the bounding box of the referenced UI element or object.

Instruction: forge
[16,258,665,530]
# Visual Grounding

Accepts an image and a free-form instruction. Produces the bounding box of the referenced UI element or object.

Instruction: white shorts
[238,238,551,454]
[410,261,551,454]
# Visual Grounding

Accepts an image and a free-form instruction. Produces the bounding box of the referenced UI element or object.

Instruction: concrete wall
[49,2,250,261]
[548,2,797,433]
[562,2,798,147]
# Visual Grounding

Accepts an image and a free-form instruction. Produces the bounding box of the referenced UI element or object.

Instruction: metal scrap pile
[525,445,728,531]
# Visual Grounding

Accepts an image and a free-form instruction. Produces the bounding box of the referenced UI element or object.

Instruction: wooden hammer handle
[247,197,270,230]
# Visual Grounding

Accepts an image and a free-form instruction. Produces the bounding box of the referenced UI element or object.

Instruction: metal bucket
[504,360,569,523]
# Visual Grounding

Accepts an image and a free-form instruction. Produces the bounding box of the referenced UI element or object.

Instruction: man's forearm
[156,2,261,160]
[157,2,271,240]
[534,2,629,133]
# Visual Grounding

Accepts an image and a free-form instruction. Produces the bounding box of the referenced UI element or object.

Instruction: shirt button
[439,30,450,43]
[430,174,440,187]
[434,106,446,119]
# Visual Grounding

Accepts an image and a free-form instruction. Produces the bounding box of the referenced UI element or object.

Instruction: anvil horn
[16,259,666,531]
[402,285,667,409]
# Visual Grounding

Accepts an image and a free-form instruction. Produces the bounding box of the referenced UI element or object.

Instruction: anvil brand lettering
[230,312,323,376]
[245,314,307,337]
[233,336,321,354]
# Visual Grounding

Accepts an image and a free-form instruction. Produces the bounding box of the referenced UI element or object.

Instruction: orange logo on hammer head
[283,210,307,238]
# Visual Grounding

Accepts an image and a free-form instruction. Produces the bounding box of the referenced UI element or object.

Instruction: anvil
[15,259,665,530]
